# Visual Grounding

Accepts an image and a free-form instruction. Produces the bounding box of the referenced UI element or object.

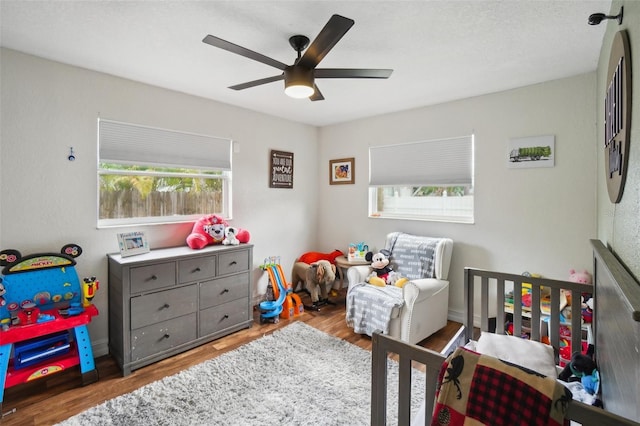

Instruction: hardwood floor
[1,290,461,426]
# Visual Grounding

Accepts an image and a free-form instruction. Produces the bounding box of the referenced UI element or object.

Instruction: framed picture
[329,157,355,185]
[507,135,555,169]
[117,231,150,257]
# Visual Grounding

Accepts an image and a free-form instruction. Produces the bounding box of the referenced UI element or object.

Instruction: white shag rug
[57,322,425,426]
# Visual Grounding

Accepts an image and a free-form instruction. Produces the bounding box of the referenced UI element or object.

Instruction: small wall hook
[68,147,76,161]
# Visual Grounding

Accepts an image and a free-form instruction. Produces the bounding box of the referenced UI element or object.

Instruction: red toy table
[0,305,99,411]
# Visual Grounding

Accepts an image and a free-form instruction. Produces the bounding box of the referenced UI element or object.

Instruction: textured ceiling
[0,0,612,127]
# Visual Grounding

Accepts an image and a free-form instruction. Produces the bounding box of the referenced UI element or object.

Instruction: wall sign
[604,30,632,203]
[269,150,294,188]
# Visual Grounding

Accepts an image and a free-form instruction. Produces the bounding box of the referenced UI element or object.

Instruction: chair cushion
[385,232,442,279]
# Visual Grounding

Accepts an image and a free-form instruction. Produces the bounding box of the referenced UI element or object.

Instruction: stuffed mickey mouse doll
[365,249,393,286]
[365,250,408,288]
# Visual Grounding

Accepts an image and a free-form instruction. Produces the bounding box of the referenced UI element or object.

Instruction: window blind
[369,135,473,186]
[99,119,231,171]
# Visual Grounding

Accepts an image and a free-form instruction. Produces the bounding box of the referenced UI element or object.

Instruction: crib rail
[464,267,593,362]
[371,331,640,426]
[371,268,640,426]
[371,331,443,426]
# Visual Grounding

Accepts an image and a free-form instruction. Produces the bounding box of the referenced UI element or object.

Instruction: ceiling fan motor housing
[284,66,314,97]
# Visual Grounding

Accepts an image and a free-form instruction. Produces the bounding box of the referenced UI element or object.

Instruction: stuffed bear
[569,269,592,284]
[365,249,408,288]
[559,348,596,382]
[186,214,250,249]
[568,268,593,322]
[559,345,600,397]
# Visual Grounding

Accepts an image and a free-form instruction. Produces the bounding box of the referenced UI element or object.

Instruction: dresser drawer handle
[161,303,170,309]
[162,333,170,340]
[221,289,229,294]
[150,275,158,280]
[229,261,237,266]
[193,267,201,273]
[222,314,229,320]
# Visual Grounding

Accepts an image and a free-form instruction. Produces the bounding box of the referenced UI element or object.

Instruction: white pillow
[475,332,557,378]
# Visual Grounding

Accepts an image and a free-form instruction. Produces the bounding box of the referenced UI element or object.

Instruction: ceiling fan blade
[229,74,284,91]
[310,84,324,101]
[315,68,393,79]
[297,14,354,69]
[203,35,288,71]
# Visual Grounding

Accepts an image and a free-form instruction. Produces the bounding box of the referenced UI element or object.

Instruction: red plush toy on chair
[186,214,250,249]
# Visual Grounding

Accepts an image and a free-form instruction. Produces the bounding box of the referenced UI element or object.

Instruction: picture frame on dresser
[117,231,150,257]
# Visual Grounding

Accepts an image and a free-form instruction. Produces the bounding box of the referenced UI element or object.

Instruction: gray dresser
[107,244,253,375]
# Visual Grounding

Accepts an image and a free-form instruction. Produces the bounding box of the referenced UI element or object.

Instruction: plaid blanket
[432,348,572,426]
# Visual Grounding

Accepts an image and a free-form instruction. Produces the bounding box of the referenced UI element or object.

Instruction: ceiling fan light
[284,67,314,99]
[285,84,314,98]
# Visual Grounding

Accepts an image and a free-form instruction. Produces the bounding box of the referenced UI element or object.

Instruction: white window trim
[97,118,232,228]
[368,135,474,223]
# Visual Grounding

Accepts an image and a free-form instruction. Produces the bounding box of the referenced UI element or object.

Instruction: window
[368,135,474,223]
[98,119,232,227]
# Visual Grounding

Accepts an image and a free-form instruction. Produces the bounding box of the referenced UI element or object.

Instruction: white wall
[596,0,640,280]
[0,47,602,351]
[0,48,319,356]
[317,73,598,321]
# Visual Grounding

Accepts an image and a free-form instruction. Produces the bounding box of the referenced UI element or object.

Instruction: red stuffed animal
[298,249,344,265]
[186,214,250,249]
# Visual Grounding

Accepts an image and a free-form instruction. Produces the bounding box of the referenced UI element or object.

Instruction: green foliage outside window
[411,186,466,197]
[98,164,225,221]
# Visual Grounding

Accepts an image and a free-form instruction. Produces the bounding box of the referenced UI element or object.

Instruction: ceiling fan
[202,14,393,101]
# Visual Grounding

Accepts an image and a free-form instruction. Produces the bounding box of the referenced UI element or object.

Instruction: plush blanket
[432,347,572,426]
[385,232,441,279]
[345,283,404,336]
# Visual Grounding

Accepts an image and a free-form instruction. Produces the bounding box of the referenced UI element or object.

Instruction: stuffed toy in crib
[559,347,602,406]
[566,268,594,322]
[364,249,408,288]
[186,214,250,249]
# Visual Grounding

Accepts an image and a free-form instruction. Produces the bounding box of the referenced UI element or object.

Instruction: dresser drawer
[131,313,197,361]
[130,262,176,293]
[218,250,249,275]
[199,272,250,310]
[178,255,216,284]
[130,285,197,330]
[199,298,249,336]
